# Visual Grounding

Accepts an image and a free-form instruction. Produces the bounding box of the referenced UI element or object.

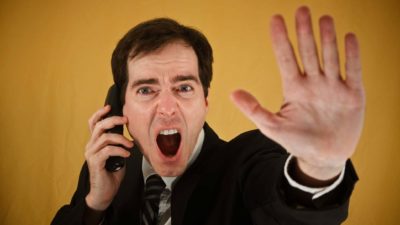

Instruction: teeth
[159,129,178,135]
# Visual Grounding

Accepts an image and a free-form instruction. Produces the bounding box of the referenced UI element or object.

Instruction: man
[52,6,364,225]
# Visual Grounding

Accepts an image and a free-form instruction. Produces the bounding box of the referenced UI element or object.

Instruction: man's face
[123,41,208,177]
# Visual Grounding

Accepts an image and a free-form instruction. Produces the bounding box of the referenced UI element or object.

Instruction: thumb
[230,89,278,132]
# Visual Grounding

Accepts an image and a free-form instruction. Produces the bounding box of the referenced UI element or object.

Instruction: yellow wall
[0,0,399,224]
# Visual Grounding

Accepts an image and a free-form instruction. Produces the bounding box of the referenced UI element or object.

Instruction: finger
[91,116,128,141]
[230,90,279,134]
[295,6,321,76]
[89,146,131,168]
[270,15,301,81]
[88,105,111,133]
[344,33,363,88]
[319,15,340,79]
[89,133,133,156]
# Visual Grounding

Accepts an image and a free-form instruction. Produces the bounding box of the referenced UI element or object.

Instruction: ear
[122,103,126,116]
[205,89,209,107]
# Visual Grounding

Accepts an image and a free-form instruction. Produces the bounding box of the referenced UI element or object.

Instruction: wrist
[85,193,110,211]
[293,157,344,186]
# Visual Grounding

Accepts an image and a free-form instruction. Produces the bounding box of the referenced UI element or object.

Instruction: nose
[156,90,178,117]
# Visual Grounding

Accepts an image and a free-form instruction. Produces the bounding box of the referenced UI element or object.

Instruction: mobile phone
[103,84,126,172]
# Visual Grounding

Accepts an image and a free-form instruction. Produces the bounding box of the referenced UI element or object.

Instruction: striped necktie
[142,174,166,225]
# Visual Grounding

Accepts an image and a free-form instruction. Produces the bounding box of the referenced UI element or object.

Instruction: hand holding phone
[84,84,133,211]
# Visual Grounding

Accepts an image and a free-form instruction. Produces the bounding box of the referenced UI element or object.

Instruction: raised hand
[84,105,133,211]
[231,6,365,180]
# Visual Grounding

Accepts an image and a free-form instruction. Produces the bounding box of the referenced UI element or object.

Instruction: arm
[51,106,133,225]
[231,130,358,225]
[51,162,91,225]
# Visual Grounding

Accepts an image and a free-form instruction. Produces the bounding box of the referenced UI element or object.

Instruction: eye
[177,84,193,93]
[137,87,154,95]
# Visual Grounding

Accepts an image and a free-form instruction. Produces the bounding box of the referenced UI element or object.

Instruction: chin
[153,163,187,177]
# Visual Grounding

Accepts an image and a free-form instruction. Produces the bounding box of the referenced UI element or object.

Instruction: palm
[231,7,365,172]
[274,73,364,167]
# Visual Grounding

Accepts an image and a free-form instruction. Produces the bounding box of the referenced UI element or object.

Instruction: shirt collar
[142,128,205,190]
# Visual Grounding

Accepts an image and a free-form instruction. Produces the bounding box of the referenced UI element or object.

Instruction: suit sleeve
[51,162,91,225]
[232,130,358,225]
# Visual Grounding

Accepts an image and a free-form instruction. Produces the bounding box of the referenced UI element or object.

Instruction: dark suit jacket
[52,123,358,225]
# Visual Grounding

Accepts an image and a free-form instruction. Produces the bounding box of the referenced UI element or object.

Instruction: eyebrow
[131,78,158,89]
[130,74,200,89]
[172,74,200,84]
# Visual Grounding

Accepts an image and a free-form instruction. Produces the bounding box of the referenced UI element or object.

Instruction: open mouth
[156,129,181,157]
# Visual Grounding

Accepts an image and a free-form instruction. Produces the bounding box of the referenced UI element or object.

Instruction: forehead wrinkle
[129,54,195,73]
[141,55,195,68]
[129,57,197,80]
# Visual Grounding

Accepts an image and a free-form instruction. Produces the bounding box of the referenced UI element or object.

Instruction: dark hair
[111,18,213,104]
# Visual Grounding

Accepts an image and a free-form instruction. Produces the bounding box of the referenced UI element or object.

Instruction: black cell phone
[104,84,126,172]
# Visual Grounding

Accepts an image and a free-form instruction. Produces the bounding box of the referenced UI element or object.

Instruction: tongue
[156,133,181,157]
